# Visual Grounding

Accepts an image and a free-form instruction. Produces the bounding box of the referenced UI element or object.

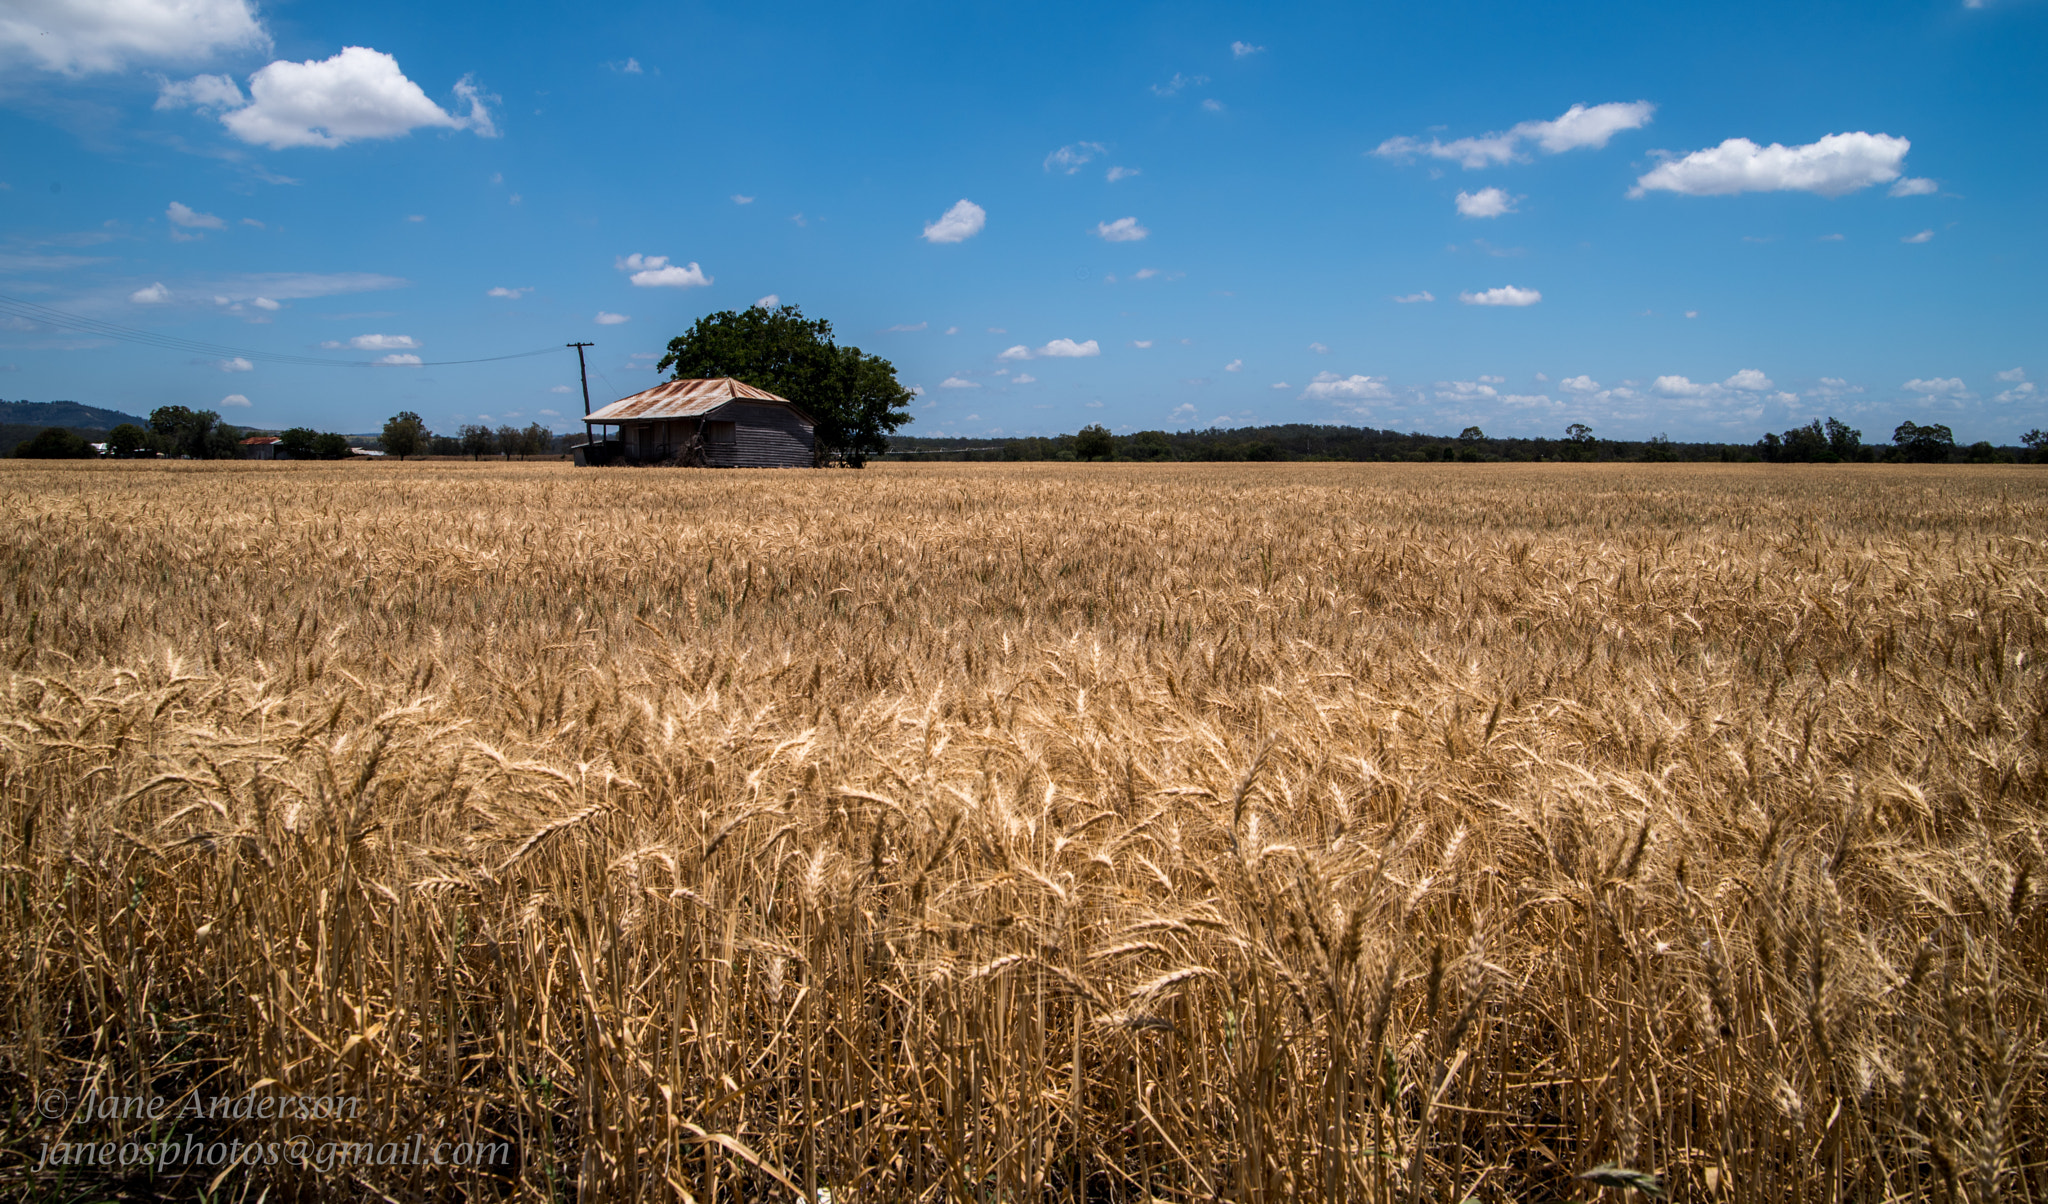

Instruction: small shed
[580,378,815,467]
[242,436,282,460]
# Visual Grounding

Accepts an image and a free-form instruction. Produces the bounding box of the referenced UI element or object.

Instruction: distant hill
[0,400,149,430]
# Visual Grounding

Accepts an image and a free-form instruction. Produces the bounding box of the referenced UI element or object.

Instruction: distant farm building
[242,436,282,460]
[579,379,816,467]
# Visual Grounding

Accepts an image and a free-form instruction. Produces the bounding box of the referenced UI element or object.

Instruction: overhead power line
[0,292,563,368]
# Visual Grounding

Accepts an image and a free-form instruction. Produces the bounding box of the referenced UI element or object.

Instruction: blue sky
[1,0,2042,442]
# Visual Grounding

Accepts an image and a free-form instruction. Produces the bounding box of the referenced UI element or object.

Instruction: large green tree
[149,405,242,459]
[382,411,429,460]
[655,304,912,466]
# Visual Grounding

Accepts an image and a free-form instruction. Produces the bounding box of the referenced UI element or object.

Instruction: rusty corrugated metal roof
[583,378,795,423]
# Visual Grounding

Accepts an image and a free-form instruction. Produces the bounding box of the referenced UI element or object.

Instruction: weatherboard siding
[713,404,814,468]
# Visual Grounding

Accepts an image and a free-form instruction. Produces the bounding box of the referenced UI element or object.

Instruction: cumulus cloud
[1455,188,1519,218]
[486,286,529,298]
[1107,166,1140,182]
[1170,403,1197,421]
[1131,340,1153,349]
[130,282,171,304]
[219,392,251,406]
[1012,373,1036,384]
[1375,101,1654,168]
[754,294,779,309]
[374,353,422,366]
[1231,40,1265,56]
[186,47,496,150]
[922,199,986,244]
[731,194,754,205]
[1223,359,1243,372]
[1435,380,1498,403]
[1038,338,1100,358]
[1652,369,1773,400]
[318,333,417,350]
[1993,381,2036,404]
[1301,371,1393,401]
[1889,177,1938,197]
[167,200,224,230]
[1902,229,1934,244]
[1559,374,1601,394]
[617,253,711,287]
[1459,285,1540,307]
[2,0,268,75]
[1044,142,1105,174]
[1096,216,1149,242]
[1151,73,1208,97]
[1201,99,1224,112]
[1903,377,1969,396]
[155,72,244,112]
[885,322,927,333]
[593,311,629,325]
[551,385,573,393]
[1631,132,1910,198]
[1995,367,2025,382]
[250,296,278,310]
[939,376,980,389]
[217,356,253,372]
[997,345,1032,361]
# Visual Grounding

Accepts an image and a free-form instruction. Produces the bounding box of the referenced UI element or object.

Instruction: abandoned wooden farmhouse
[577,378,816,467]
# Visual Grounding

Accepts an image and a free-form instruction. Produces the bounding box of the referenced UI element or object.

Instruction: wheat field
[1,460,2043,1202]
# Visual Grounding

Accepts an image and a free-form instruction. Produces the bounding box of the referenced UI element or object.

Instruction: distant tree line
[884,418,2044,465]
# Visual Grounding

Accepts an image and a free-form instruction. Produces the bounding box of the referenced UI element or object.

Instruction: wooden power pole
[568,342,595,450]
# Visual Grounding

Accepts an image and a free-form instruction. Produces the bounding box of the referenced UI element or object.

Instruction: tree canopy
[655,304,913,466]
[382,411,429,460]
[149,406,241,459]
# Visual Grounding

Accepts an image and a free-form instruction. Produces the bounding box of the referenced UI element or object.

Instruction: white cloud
[610,56,643,74]
[922,199,986,244]
[1995,367,2025,382]
[594,311,630,325]
[1993,381,2036,404]
[218,356,252,372]
[616,253,711,287]
[130,282,171,304]
[1151,73,1207,97]
[1808,376,1863,398]
[940,376,980,388]
[550,384,573,393]
[486,286,529,298]
[1391,292,1434,304]
[1375,101,1654,168]
[1107,166,1140,182]
[997,345,1032,361]
[1652,369,1773,399]
[731,194,754,205]
[1435,380,1498,403]
[1559,374,1601,394]
[1201,99,1224,112]
[320,333,417,350]
[1096,216,1149,242]
[1012,373,1037,384]
[250,296,279,310]
[1224,359,1243,372]
[539,409,559,416]
[754,294,779,309]
[1902,229,1934,244]
[1460,285,1541,307]
[1170,403,1197,420]
[945,326,958,334]
[1455,188,1519,218]
[243,217,266,228]
[1039,338,1100,358]
[1131,340,1153,349]
[1044,142,1106,174]
[1685,310,1699,318]
[1904,377,1969,396]
[374,353,422,366]
[1231,40,1265,56]
[886,322,927,332]
[1301,371,1393,401]
[155,72,244,112]
[1307,341,1331,353]
[1889,177,1938,197]
[3,0,267,75]
[1631,132,1910,198]
[219,392,251,406]
[203,47,496,150]
[1270,382,1289,390]
[167,201,225,231]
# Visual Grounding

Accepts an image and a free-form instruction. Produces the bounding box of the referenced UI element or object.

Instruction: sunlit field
[3,460,2043,1202]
